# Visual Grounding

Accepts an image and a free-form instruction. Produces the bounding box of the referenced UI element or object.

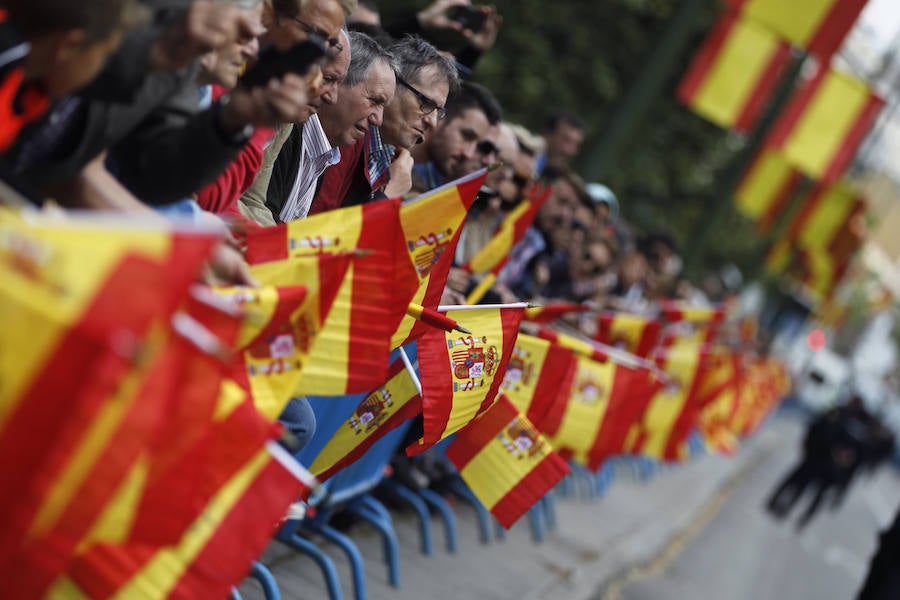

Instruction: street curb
[533,424,787,600]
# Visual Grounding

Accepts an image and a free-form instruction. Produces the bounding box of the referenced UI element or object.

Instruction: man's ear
[261,0,277,29]
[50,29,87,65]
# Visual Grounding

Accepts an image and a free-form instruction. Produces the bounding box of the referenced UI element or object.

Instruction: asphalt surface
[616,428,900,600]
[239,417,785,600]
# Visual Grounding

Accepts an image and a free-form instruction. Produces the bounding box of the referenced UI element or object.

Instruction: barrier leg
[379,479,433,556]
[275,521,343,600]
[418,487,458,553]
[250,562,282,600]
[446,476,492,544]
[349,497,400,588]
[314,523,367,600]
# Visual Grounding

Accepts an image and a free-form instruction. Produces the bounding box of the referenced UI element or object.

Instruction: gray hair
[389,35,459,94]
[343,30,397,88]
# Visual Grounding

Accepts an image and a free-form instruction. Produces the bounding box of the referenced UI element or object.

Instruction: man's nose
[306,66,324,97]
[369,106,384,127]
[422,111,439,132]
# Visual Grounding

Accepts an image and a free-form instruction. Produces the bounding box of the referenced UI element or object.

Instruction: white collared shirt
[279,114,340,222]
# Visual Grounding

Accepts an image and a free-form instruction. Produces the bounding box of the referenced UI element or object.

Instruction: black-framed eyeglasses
[289,17,343,53]
[397,76,447,121]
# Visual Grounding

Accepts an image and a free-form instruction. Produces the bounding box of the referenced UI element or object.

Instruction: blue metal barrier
[272,348,421,600]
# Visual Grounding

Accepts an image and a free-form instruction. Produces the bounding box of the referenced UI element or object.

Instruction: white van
[792,346,853,412]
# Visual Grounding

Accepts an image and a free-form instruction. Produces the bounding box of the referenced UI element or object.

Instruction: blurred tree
[375,0,769,277]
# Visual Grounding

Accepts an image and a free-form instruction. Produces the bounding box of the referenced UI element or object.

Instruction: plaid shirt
[364,125,394,192]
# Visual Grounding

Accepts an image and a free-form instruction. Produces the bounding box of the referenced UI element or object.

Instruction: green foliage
[374,0,769,276]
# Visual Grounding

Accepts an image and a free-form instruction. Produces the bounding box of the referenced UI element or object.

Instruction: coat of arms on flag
[447,395,569,528]
[410,307,524,455]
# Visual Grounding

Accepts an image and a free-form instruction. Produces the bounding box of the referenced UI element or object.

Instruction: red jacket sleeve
[194,125,273,215]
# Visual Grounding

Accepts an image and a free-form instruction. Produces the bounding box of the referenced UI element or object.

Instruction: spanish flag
[77,378,276,554]
[626,337,706,461]
[769,65,883,183]
[464,186,553,305]
[0,269,175,596]
[546,355,615,464]
[788,180,862,251]
[735,358,788,435]
[12,369,300,597]
[802,236,861,299]
[725,0,869,59]
[133,288,245,497]
[813,202,865,297]
[1,295,280,596]
[734,146,804,232]
[245,200,417,395]
[216,255,350,418]
[587,366,665,469]
[391,169,487,347]
[594,311,661,358]
[659,300,727,326]
[773,179,865,298]
[695,349,742,455]
[57,442,314,600]
[463,184,551,275]
[122,390,282,548]
[677,11,792,133]
[764,236,793,277]
[524,303,590,324]
[658,341,714,461]
[0,215,217,578]
[537,327,609,364]
[446,395,569,529]
[409,306,524,455]
[500,334,578,431]
[308,358,422,481]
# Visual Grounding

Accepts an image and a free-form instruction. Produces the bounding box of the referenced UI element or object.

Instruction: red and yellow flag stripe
[309,359,422,481]
[734,146,804,232]
[678,11,792,133]
[392,170,486,347]
[245,200,415,395]
[411,306,524,454]
[769,66,883,183]
[447,395,569,529]
[725,0,869,59]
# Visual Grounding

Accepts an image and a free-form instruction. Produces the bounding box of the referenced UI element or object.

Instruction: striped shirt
[280,114,339,222]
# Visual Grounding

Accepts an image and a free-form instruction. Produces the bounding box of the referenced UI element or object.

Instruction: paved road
[238,415,898,600]
[616,434,900,600]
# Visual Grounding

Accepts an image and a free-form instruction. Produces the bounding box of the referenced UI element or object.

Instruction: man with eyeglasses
[410,80,502,194]
[306,34,458,215]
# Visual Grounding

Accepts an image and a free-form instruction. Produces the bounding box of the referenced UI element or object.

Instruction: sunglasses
[476,140,501,156]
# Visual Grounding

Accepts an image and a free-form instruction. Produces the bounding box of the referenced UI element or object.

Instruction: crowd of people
[8,0,900,598]
[0,0,734,312]
[0,0,739,447]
